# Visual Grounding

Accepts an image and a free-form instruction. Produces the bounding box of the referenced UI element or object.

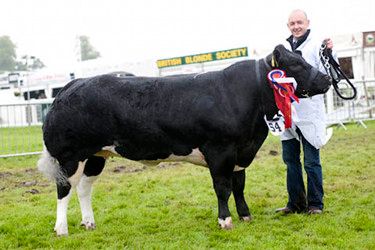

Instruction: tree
[0,36,45,72]
[79,35,101,61]
[16,55,45,71]
[0,36,17,72]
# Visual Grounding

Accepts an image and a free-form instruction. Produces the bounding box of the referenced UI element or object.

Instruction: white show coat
[281,32,331,149]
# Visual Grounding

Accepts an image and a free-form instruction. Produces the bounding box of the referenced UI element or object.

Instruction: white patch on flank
[54,189,72,236]
[95,146,245,172]
[77,175,97,230]
[164,148,207,166]
[233,165,245,172]
[96,146,207,166]
[95,145,120,158]
[218,216,233,229]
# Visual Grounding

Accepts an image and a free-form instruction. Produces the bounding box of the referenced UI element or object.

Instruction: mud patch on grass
[0,171,12,178]
[25,189,40,194]
[25,168,37,173]
[113,165,147,173]
[269,150,279,156]
[157,162,181,169]
[18,180,37,187]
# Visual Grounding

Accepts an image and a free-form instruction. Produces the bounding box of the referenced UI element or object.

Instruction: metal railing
[326,78,375,127]
[0,99,52,158]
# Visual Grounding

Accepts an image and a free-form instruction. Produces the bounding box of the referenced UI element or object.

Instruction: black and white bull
[38,45,331,236]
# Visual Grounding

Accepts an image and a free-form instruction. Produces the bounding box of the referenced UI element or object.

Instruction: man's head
[287,9,310,39]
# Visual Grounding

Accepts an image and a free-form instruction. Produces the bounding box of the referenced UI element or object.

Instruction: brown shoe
[308,207,323,215]
[275,207,294,214]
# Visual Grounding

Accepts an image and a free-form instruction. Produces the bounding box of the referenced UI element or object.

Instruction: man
[276,9,333,215]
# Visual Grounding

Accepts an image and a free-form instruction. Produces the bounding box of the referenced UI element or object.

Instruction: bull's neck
[255,57,279,120]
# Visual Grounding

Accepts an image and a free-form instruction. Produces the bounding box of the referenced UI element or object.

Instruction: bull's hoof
[81,221,96,230]
[54,224,68,236]
[240,215,252,222]
[218,217,233,230]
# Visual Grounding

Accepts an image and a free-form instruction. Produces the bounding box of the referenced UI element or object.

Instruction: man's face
[287,11,310,39]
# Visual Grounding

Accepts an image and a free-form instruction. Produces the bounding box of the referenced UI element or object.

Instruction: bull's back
[43,73,222,161]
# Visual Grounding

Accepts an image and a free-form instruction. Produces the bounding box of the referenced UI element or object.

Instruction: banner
[156,47,248,68]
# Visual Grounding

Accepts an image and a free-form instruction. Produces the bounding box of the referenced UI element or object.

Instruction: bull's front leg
[232,170,251,221]
[203,143,236,229]
[211,173,234,229]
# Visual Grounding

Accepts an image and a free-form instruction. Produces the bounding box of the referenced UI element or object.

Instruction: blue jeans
[282,131,324,212]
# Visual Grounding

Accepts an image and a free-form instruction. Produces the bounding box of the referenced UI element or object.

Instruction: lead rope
[319,43,357,100]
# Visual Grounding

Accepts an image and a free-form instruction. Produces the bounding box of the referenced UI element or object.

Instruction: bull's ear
[273,44,286,65]
[273,47,281,65]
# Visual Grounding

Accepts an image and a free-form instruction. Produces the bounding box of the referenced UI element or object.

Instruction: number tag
[264,112,285,136]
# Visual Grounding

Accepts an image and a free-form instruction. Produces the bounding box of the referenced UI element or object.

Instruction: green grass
[0,121,374,249]
[0,126,43,157]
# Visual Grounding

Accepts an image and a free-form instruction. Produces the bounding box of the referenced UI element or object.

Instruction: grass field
[0,126,43,157]
[0,122,374,249]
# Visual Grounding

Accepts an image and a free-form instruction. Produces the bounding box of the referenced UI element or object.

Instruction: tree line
[0,35,100,73]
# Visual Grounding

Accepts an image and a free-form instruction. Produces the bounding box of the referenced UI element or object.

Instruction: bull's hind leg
[76,156,106,230]
[232,170,251,221]
[55,160,86,236]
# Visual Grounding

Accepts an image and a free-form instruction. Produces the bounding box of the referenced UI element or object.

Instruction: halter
[319,43,357,100]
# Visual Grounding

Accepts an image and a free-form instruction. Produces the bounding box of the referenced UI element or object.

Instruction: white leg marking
[240,216,252,222]
[218,216,233,229]
[54,189,72,236]
[54,160,86,236]
[77,175,98,230]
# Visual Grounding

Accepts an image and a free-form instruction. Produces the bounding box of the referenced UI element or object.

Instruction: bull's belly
[94,146,245,171]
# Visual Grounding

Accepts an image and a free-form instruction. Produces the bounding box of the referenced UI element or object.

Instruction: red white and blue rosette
[267,69,286,84]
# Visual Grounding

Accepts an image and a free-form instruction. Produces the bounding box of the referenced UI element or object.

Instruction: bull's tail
[37,146,67,185]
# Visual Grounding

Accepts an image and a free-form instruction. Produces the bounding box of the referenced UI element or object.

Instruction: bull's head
[272,44,331,98]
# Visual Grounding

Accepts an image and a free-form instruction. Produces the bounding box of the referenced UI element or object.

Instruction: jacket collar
[287,29,311,51]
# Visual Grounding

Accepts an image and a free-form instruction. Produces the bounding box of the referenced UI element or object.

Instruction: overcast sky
[1,0,374,69]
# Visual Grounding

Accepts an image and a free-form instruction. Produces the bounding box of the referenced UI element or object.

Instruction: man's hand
[324,38,333,49]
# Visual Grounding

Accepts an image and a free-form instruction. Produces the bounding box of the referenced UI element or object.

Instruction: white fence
[0,99,52,158]
[0,80,374,158]
[326,78,375,127]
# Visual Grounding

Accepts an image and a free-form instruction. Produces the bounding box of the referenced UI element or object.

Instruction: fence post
[362,76,373,118]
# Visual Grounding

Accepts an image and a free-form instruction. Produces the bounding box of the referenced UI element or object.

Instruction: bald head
[288,9,308,22]
[287,9,310,39]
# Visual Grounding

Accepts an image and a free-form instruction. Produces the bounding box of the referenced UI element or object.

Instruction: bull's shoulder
[53,78,86,98]
[222,60,255,80]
